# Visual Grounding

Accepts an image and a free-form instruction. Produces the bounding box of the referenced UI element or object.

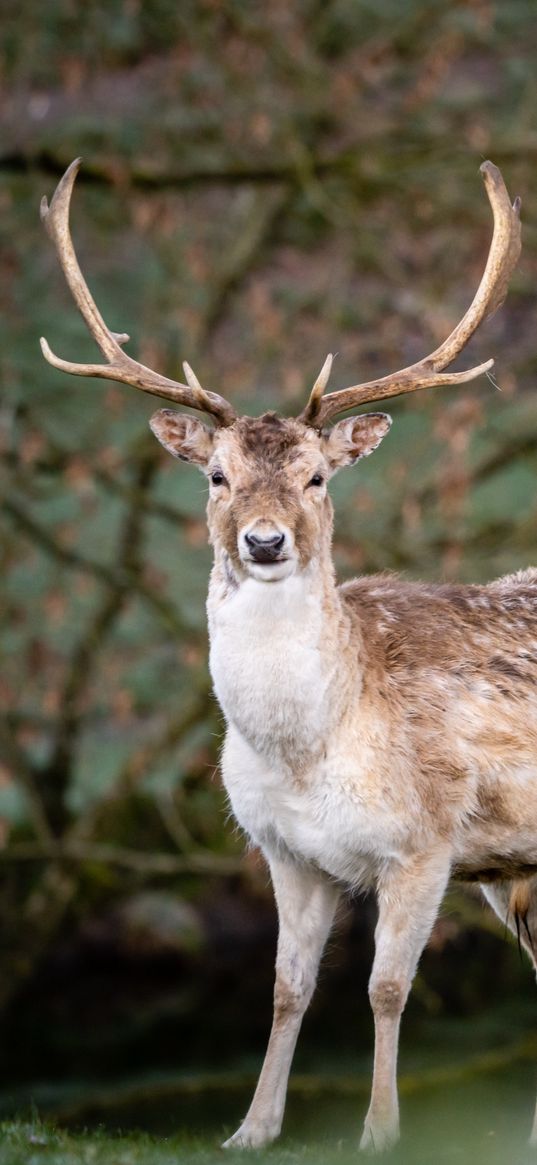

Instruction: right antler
[40,159,237,428]
[300,161,521,428]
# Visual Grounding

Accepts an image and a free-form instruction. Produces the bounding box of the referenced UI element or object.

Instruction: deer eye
[210,470,226,486]
[307,473,324,488]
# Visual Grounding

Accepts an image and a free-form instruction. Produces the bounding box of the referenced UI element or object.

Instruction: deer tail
[509,879,534,956]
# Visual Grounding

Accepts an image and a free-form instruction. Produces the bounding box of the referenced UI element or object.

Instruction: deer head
[149,408,391,581]
[40,160,520,580]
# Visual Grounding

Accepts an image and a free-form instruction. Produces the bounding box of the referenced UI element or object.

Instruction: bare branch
[0,840,243,876]
[0,716,53,843]
[4,496,189,637]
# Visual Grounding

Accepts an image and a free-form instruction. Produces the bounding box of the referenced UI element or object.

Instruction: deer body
[211,552,537,888]
[41,157,533,1151]
[210,551,537,1152]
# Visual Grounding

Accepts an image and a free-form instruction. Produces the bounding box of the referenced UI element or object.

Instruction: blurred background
[1,0,537,1141]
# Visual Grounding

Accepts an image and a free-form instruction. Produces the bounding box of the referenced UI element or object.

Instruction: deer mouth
[241,553,296,582]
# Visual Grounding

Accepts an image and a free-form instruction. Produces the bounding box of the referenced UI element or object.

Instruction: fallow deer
[40,160,534,1153]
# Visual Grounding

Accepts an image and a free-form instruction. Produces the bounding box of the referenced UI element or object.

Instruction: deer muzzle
[244,531,286,563]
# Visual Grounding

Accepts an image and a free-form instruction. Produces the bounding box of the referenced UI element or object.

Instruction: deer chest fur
[208,575,409,885]
[220,721,413,887]
[209,574,331,761]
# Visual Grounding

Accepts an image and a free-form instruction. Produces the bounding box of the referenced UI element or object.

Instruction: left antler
[300,161,521,429]
[40,159,237,428]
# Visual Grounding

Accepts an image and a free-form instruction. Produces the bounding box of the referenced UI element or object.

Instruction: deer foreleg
[223,856,340,1150]
[360,848,451,1154]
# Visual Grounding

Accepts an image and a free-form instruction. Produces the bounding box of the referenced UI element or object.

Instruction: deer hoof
[222,1121,279,1150]
[359,1118,400,1154]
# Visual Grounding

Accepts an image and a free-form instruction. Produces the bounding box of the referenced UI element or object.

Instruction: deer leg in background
[222,857,340,1150]
[481,877,537,1144]
[360,848,452,1154]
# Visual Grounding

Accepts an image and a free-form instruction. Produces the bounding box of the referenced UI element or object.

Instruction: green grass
[3,1057,537,1165]
[0,1117,534,1165]
[3,1006,537,1162]
[0,1123,209,1165]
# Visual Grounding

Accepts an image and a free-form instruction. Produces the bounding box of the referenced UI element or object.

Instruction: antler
[40,159,237,427]
[300,161,521,428]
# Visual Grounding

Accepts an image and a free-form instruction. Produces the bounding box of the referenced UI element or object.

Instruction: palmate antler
[300,162,521,428]
[40,159,237,428]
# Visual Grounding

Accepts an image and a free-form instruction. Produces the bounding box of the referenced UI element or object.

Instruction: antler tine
[304,353,334,421]
[40,159,237,427]
[182,361,217,413]
[299,161,521,428]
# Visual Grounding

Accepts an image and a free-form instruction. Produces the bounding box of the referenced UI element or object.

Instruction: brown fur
[509,878,534,953]
[369,980,405,1019]
[336,573,537,846]
[232,413,309,463]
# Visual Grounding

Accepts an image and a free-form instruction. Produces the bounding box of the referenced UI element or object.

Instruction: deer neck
[207,545,348,766]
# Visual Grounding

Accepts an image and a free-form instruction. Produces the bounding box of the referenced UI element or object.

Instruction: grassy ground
[3,1044,537,1165]
[2,1084,537,1165]
[3,1004,537,1162]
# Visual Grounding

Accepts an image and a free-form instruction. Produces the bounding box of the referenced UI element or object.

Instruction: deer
[40,158,534,1153]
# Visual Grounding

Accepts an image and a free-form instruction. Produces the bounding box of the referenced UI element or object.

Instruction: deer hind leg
[481,876,537,1145]
[222,856,340,1151]
[360,848,452,1154]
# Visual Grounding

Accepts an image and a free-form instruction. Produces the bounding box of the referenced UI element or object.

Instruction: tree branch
[0,716,53,843]
[44,453,159,818]
[0,840,243,876]
[4,495,189,636]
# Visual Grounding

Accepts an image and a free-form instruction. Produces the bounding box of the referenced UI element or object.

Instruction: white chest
[209,575,332,763]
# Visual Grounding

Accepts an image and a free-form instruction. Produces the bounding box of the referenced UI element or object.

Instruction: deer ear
[321,412,392,470]
[149,409,215,467]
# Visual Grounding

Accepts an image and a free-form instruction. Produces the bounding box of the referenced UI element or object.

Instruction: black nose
[245,532,286,563]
